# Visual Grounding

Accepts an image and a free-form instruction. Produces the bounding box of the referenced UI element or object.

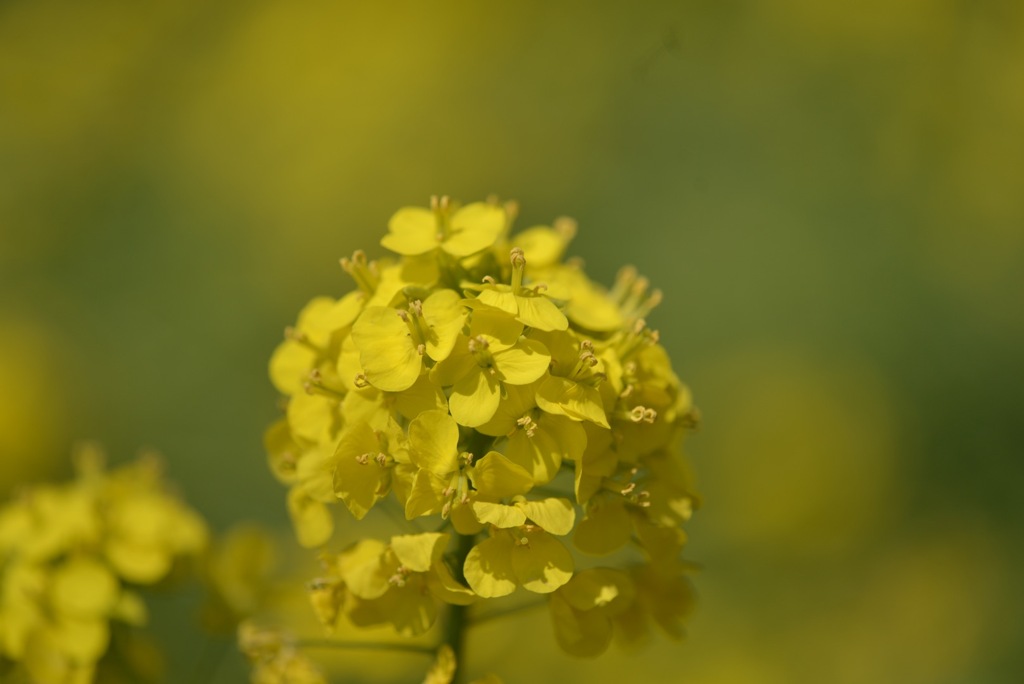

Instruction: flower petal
[442,203,506,257]
[381,207,439,256]
[468,451,534,499]
[404,469,447,519]
[422,290,467,362]
[517,498,575,536]
[429,336,476,387]
[269,340,317,396]
[408,410,460,476]
[333,423,389,520]
[536,376,609,428]
[50,557,118,619]
[339,539,392,599]
[463,535,517,598]
[287,391,338,444]
[476,383,539,437]
[474,287,519,317]
[351,307,421,392]
[374,582,439,636]
[471,501,527,528]
[549,592,613,658]
[392,374,447,420]
[391,532,449,573]
[287,487,334,549]
[511,225,573,268]
[514,292,568,331]
[560,568,634,613]
[427,561,477,606]
[510,529,573,594]
[494,339,550,385]
[448,368,500,428]
[506,414,585,485]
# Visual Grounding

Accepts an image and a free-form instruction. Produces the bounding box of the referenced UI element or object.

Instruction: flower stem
[445,531,476,683]
[296,639,437,655]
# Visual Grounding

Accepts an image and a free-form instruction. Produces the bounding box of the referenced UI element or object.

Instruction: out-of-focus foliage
[1,0,1022,682]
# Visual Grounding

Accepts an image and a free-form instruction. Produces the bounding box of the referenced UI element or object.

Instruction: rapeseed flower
[0,444,207,683]
[265,197,700,681]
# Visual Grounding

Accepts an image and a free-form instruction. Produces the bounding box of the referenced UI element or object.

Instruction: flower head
[266,197,700,671]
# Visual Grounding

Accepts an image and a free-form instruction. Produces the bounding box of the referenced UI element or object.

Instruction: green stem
[444,531,476,683]
[296,639,437,656]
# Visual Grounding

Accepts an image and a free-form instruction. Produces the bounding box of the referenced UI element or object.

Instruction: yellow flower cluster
[0,445,208,683]
[267,197,699,657]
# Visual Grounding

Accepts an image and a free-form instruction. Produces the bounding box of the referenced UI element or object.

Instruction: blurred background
[2,0,1022,682]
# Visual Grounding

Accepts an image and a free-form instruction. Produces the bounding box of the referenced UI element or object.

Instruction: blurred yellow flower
[0,444,208,682]
[238,621,326,684]
[202,524,280,633]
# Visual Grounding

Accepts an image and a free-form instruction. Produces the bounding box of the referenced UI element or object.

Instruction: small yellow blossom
[315,532,474,637]
[548,568,636,657]
[463,526,574,598]
[429,310,551,427]
[463,248,569,332]
[381,199,507,258]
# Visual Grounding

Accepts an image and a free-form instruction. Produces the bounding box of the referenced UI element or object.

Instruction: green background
[2,1,1022,682]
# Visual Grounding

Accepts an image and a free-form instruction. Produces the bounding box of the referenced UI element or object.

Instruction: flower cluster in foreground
[266,197,699,671]
[0,445,207,683]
